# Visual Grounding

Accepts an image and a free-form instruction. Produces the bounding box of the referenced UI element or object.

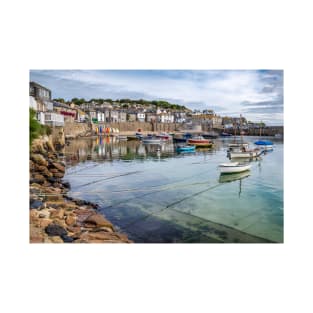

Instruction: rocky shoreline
[29,137,132,243]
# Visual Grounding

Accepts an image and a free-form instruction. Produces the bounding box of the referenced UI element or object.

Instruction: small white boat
[117,135,128,141]
[219,162,251,174]
[228,142,249,152]
[229,148,261,159]
[142,137,162,144]
[228,142,249,148]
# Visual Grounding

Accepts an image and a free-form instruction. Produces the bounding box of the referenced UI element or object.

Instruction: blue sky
[30,70,283,125]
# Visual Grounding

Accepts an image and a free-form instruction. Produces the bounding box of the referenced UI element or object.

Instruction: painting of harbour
[29,70,283,243]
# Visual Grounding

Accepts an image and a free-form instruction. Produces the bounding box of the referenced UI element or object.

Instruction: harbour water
[63,136,283,243]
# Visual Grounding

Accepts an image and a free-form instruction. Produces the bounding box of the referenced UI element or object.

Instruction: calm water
[63,135,283,243]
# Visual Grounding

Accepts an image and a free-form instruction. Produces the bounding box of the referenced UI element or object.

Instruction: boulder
[84,214,114,229]
[30,199,43,210]
[53,172,64,178]
[50,236,64,243]
[31,154,48,167]
[62,181,71,189]
[50,208,65,220]
[65,214,76,226]
[52,162,65,173]
[60,234,74,243]
[32,174,46,184]
[45,223,67,237]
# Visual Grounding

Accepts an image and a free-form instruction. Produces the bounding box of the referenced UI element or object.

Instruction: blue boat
[254,140,273,151]
[176,145,196,152]
[254,140,273,145]
[220,132,232,137]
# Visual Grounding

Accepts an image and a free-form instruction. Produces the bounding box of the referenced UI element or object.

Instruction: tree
[53,98,65,103]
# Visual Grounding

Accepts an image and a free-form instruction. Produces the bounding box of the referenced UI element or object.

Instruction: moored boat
[142,137,162,144]
[219,162,251,174]
[229,148,262,159]
[156,132,171,140]
[187,136,213,147]
[254,140,273,150]
[228,142,249,151]
[220,132,232,137]
[176,145,196,152]
[117,135,128,141]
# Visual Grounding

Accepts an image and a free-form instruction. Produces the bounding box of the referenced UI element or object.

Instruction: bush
[30,108,42,145]
[29,108,52,145]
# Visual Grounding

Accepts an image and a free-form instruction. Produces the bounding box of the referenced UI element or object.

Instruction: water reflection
[219,171,250,198]
[64,136,220,166]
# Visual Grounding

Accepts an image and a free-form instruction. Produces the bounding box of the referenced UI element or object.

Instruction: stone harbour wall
[92,121,183,133]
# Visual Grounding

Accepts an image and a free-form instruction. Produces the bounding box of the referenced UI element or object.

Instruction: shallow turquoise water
[64,136,283,243]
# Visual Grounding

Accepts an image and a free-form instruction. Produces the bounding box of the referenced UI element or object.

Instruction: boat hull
[187,139,213,147]
[142,139,162,144]
[219,164,251,174]
[176,146,196,152]
[230,150,261,158]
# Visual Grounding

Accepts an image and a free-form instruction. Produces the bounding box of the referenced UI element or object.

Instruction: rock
[46,140,55,152]
[30,178,45,185]
[50,208,65,220]
[32,174,46,184]
[62,181,71,189]
[39,218,53,228]
[42,169,53,178]
[84,214,114,229]
[61,234,74,243]
[31,154,48,167]
[30,225,45,243]
[50,236,64,243]
[47,177,57,184]
[45,201,66,208]
[29,160,35,171]
[62,202,78,211]
[53,172,64,178]
[45,223,67,237]
[45,194,63,202]
[48,168,59,173]
[38,209,50,218]
[30,200,43,209]
[65,214,76,226]
[31,140,46,154]
[52,162,65,172]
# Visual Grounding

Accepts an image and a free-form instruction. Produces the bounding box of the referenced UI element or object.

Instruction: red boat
[187,136,213,147]
[156,132,171,140]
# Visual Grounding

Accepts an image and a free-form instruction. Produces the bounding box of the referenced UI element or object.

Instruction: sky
[30,70,283,125]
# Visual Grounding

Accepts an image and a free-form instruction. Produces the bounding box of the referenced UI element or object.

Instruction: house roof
[30,81,51,92]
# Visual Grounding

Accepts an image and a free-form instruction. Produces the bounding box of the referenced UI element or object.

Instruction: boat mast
[240,114,243,144]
